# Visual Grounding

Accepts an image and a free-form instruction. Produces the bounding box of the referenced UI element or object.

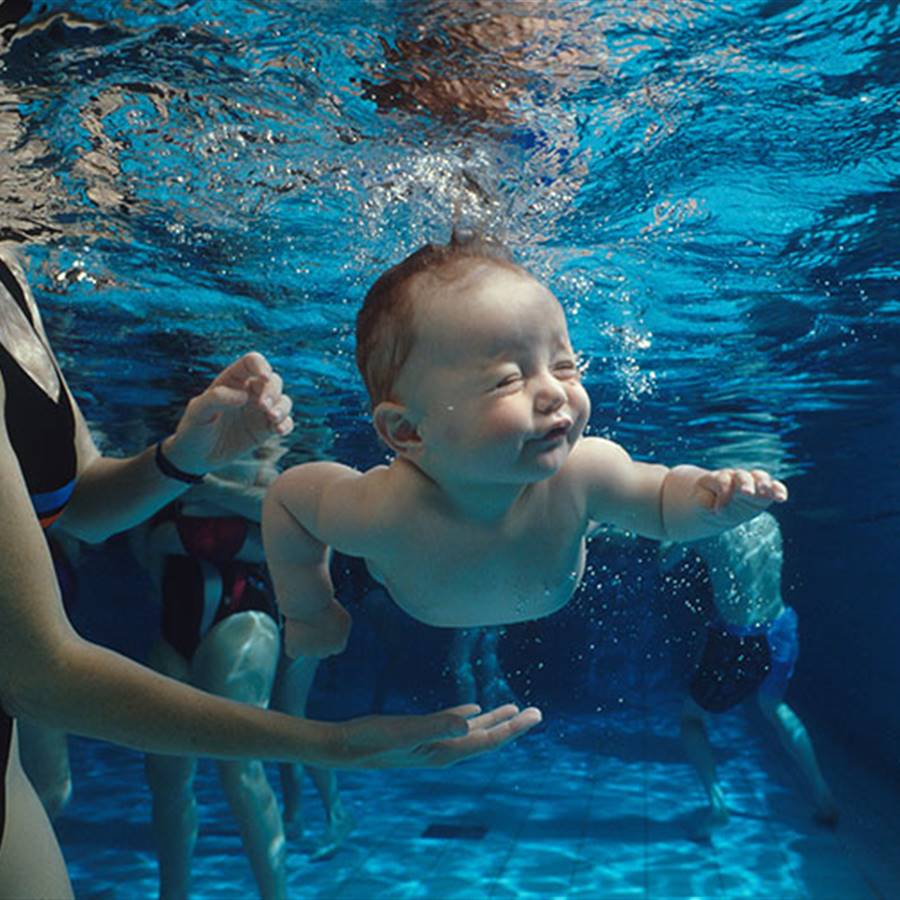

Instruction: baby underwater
[263,236,787,658]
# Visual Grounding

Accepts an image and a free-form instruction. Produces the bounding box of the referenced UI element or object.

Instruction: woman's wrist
[155,437,207,483]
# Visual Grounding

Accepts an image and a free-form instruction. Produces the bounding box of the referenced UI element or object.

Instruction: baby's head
[356,234,589,485]
[355,232,523,409]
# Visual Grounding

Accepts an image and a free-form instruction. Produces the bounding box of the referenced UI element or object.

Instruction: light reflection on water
[59,709,839,898]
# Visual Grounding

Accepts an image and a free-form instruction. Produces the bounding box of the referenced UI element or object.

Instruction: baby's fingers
[733,469,756,495]
[698,469,737,510]
[751,469,788,502]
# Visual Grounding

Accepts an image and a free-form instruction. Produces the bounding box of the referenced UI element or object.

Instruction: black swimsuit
[0,256,77,844]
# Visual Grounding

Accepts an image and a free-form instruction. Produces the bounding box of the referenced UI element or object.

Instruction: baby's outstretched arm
[575,438,787,542]
[263,462,370,658]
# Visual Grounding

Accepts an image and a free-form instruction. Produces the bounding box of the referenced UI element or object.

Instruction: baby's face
[395,262,590,486]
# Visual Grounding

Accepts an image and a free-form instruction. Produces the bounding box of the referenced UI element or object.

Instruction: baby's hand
[283,601,352,659]
[695,468,788,523]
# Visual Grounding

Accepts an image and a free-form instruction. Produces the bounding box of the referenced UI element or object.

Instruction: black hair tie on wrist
[155,441,206,484]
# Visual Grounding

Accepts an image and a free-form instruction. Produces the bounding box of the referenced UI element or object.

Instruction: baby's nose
[534,375,567,414]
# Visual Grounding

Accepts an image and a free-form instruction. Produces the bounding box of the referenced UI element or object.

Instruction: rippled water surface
[3,0,897,470]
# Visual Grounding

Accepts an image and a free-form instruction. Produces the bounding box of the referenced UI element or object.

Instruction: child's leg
[194,611,286,900]
[144,637,198,900]
[680,696,729,838]
[16,717,72,819]
[756,695,838,825]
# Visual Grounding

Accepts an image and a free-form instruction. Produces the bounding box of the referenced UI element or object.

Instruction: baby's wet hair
[356,231,519,407]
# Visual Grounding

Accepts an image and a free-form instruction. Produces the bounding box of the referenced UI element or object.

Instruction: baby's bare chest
[368,512,587,628]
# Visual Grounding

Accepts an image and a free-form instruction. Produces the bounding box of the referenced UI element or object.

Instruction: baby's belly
[399,589,573,628]
[366,561,582,628]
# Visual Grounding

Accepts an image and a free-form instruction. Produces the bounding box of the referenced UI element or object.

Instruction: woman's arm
[0,390,307,760]
[4,253,289,543]
[59,353,291,543]
[0,401,540,765]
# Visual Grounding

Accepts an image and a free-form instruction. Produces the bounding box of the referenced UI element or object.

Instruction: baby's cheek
[571,385,591,427]
[489,406,531,440]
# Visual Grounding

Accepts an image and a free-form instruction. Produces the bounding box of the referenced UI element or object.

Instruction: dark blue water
[2,0,898,896]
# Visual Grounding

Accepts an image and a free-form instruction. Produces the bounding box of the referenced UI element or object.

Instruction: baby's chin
[525,444,573,479]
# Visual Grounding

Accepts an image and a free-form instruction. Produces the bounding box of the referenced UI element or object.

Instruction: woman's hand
[163,352,294,475]
[309,703,543,769]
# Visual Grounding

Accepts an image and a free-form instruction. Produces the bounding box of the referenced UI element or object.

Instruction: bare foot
[691,791,730,842]
[309,805,356,862]
[692,806,730,841]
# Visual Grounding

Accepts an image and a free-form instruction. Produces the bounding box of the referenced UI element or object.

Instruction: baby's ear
[373,402,421,455]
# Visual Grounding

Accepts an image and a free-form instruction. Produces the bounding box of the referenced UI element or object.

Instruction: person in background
[270,654,355,863]
[0,246,542,900]
[660,512,838,840]
[448,627,516,710]
[133,446,287,899]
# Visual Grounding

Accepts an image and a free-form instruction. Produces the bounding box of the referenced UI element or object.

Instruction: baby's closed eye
[553,359,580,378]
[491,370,524,391]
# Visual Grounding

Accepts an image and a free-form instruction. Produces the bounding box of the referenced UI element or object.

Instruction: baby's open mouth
[538,423,570,442]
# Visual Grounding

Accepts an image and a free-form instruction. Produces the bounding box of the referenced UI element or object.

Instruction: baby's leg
[270,654,353,859]
[195,611,286,900]
[448,628,479,705]
[757,695,838,826]
[478,628,516,708]
[680,697,729,839]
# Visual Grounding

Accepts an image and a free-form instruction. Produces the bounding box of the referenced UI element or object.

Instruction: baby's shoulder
[567,436,633,477]
[347,460,420,519]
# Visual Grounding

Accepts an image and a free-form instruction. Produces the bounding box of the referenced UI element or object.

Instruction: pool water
[56,707,899,898]
[2,0,899,897]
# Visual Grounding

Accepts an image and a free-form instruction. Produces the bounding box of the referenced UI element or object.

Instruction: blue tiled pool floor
[58,702,900,898]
